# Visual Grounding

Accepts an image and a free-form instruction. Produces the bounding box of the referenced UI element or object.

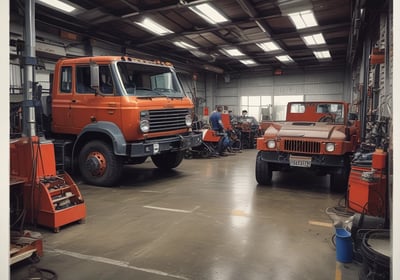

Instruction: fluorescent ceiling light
[257,41,281,52]
[223,48,244,57]
[190,50,207,57]
[240,59,256,66]
[37,0,76,13]
[302,33,326,46]
[189,3,228,24]
[313,50,331,59]
[288,10,318,29]
[174,41,196,49]
[136,18,173,36]
[276,55,294,63]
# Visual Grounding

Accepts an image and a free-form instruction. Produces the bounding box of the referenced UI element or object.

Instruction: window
[273,95,304,121]
[290,103,305,113]
[240,96,272,121]
[99,65,114,94]
[60,66,72,93]
[76,66,95,93]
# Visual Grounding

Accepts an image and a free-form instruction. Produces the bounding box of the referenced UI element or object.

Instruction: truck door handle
[72,100,77,103]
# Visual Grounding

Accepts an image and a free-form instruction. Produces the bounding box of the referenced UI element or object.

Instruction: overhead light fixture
[276,55,294,63]
[240,59,256,66]
[189,3,229,24]
[257,41,281,52]
[36,0,76,13]
[190,50,207,58]
[174,41,197,49]
[222,48,244,57]
[313,50,331,60]
[302,33,326,46]
[288,10,318,29]
[135,18,173,36]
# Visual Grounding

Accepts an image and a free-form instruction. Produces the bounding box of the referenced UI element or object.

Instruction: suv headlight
[326,142,335,152]
[267,140,276,149]
[185,114,193,127]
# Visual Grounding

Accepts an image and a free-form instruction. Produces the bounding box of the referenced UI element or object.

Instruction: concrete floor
[11,149,361,280]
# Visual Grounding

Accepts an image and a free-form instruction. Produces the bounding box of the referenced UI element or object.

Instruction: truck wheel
[330,172,348,193]
[78,140,122,186]
[151,151,184,170]
[255,152,272,185]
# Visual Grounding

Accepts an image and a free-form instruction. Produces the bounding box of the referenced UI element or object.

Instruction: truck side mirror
[90,63,100,94]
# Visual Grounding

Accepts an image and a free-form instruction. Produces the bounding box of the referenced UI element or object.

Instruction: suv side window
[60,66,72,93]
[76,66,96,93]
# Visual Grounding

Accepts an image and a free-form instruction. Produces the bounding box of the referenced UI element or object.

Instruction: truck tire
[151,151,184,170]
[78,140,122,187]
[330,172,348,193]
[255,152,272,185]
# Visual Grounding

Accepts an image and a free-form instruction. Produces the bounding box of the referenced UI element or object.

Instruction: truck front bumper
[259,151,346,168]
[128,132,202,157]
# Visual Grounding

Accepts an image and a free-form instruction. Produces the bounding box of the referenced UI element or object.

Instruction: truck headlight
[140,120,150,133]
[267,140,276,149]
[326,142,335,152]
[185,114,192,127]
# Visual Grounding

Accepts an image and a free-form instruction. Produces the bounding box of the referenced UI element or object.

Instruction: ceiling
[11,0,352,74]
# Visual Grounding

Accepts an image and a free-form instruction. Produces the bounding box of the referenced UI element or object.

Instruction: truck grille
[149,109,189,132]
[283,140,321,154]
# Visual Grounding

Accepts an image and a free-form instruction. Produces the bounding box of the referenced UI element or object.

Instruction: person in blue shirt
[209,105,229,156]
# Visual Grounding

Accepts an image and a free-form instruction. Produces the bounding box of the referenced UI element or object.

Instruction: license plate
[153,143,160,154]
[289,155,312,168]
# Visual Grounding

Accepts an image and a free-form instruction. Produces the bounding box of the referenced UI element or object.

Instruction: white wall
[205,70,345,119]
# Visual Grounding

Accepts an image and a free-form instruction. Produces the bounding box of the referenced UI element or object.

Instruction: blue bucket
[335,228,353,263]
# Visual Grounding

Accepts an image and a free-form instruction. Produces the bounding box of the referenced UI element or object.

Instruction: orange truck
[255,101,360,192]
[41,56,202,186]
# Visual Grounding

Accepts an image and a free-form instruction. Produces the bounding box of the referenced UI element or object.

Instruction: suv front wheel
[256,151,272,185]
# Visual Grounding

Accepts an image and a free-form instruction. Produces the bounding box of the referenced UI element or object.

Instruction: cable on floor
[23,265,58,280]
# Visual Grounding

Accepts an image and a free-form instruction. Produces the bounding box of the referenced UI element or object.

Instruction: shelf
[52,193,75,203]
[48,186,71,193]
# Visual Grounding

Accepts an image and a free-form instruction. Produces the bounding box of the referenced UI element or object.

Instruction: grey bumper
[259,151,346,168]
[129,133,202,157]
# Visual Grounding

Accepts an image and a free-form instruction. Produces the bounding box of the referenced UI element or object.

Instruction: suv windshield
[116,62,185,97]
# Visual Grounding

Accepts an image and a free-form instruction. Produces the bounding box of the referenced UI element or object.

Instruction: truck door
[51,65,74,132]
[70,65,121,132]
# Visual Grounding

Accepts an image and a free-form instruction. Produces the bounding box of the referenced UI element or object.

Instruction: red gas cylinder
[372,149,387,170]
[203,107,209,116]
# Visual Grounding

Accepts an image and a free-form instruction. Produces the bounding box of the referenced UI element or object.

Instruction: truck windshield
[317,103,345,124]
[116,62,185,98]
[287,102,346,123]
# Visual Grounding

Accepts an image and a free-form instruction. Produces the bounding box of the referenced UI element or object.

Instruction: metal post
[360,38,371,142]
[22,0,36,137]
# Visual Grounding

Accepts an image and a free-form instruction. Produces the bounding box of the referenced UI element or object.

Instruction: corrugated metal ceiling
[11,0,352,74]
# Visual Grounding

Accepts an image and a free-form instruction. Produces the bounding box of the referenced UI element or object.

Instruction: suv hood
[277,122,343,139]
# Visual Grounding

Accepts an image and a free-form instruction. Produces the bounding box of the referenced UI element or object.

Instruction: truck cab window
[99,65,114,94]
[76,66,96,93]
[60,66,72,93]
[290,103,305,113]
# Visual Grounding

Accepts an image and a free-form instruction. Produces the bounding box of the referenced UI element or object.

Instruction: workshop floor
[11,149,361,280]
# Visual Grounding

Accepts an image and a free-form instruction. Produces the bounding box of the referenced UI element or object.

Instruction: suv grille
[284,140,321,154]
[149,109,189,132]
